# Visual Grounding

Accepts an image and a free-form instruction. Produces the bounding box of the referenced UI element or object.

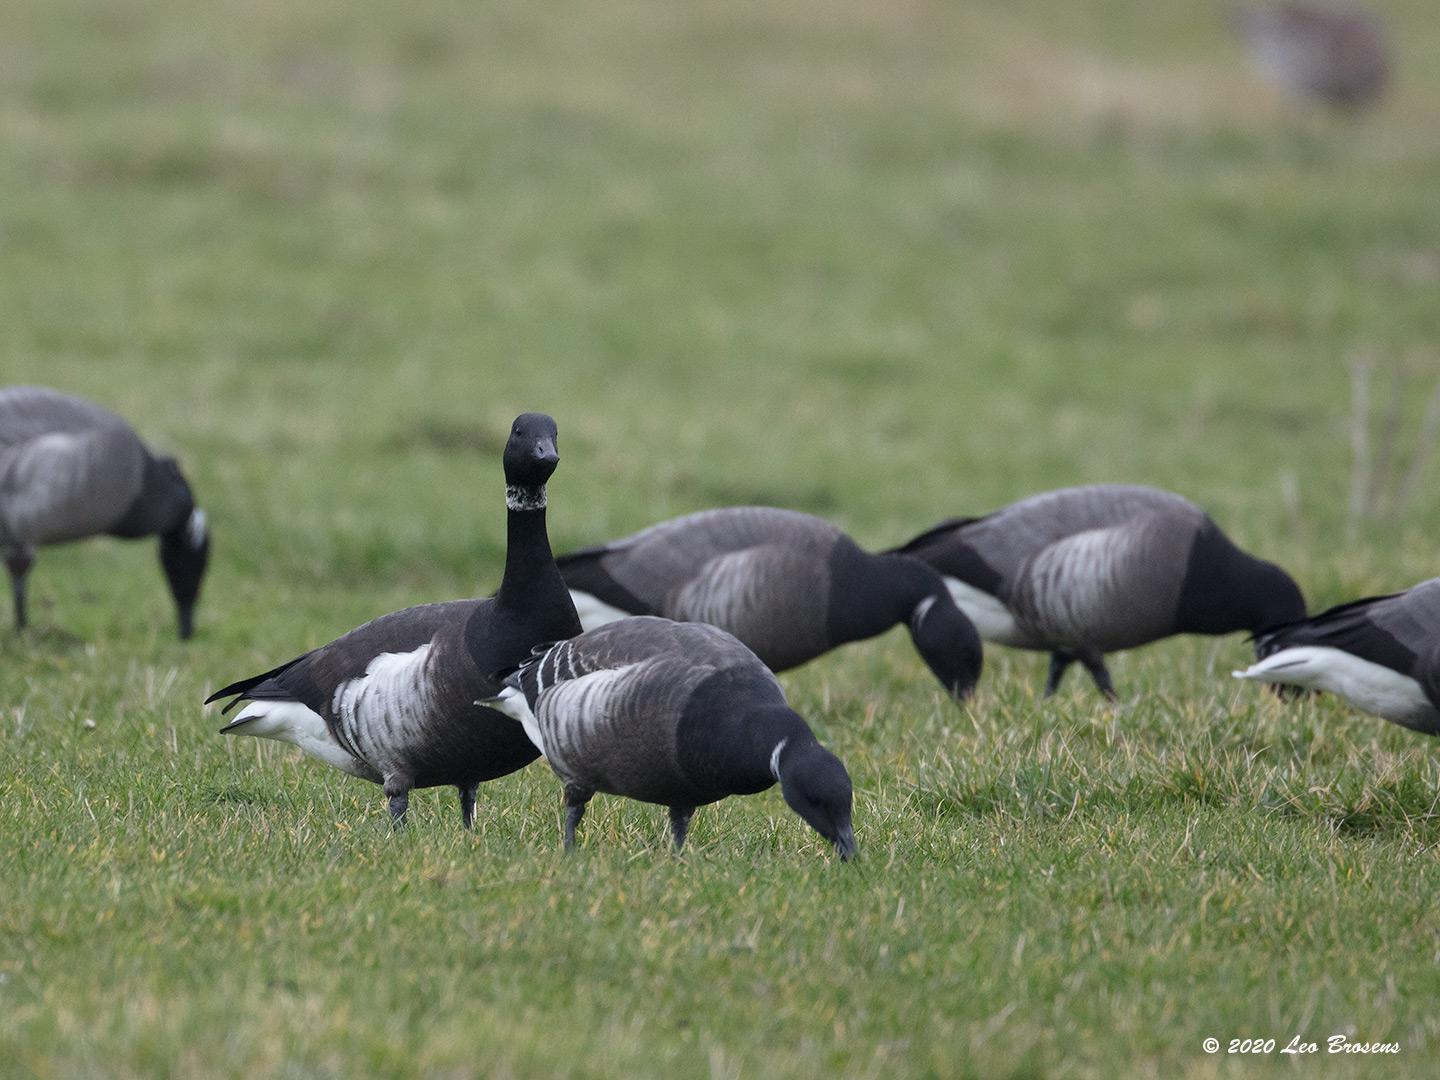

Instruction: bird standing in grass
[489,616,857,860]
[893,485,1306,698]
[0,386,210,639]
[557,506,983,701]
[1235,577,1440,733]
[1233,3,1391,113]
[206,413,581,827]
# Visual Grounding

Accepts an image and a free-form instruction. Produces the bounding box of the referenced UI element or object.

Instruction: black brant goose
[557,507,983,700]
[892,485,1306,698]
[1233,4,1390,113]
[1234,577,1440,733]
[206,413,582,826]
[0,386,210,639]
[488,616,857,859]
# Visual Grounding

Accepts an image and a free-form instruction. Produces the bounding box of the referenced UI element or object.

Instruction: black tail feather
[204,656,306,708]
[883,516,983,556]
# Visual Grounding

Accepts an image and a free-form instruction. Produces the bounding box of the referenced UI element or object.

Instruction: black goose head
[778,739,856,861]
[503,413,560,496]
[908,591,984,701]
[159,501,209,640]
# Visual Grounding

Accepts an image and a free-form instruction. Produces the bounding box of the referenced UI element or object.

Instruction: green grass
[4,0,1440,1075]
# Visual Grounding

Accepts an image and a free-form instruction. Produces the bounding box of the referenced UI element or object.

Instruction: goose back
[510,618,788,806]
[559,508,845,670]
[0,388,152,546]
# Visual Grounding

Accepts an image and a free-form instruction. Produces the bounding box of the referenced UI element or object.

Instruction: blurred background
[7,5,1440,1074]
[2,0,1438,633]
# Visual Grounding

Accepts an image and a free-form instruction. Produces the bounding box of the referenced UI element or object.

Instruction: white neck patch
[769,737,788,782]
[506,484,547,512]
[910,595,937,632]
[187,508,208,549]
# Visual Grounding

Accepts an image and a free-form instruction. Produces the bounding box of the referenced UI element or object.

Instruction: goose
[1234,578,1440,733]
[556,507,982,700]
[487,616,856,859]
[1233,4,1390,113]
[891,485,1306,698]
[205,412,582,826]
[0,386,210,639]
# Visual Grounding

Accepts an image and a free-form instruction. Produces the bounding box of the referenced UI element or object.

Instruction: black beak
[534,437,557,465]
[177,604,195,641]
[834,824,857,862]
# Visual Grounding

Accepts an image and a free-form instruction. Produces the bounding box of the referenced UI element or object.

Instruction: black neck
[110,455,192,539]
[1176,524,1305,635]
[826,547,942,644]
[748,706,816,785]
[496,500,564,608]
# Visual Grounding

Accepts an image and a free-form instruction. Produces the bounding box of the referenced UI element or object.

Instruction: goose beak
[534,438,557,465]
[834,824,857,862]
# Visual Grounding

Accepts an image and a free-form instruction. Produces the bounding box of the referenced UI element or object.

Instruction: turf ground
[3,1,1440,1076]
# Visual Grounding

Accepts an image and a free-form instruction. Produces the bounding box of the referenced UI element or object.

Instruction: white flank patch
[569,589,633,632]
[221,700,370,777]
[485,685,545,753]
[1234,646,1433,722]
[769,737,789,782]
[331,644,435,748]
[942,577,1025,645]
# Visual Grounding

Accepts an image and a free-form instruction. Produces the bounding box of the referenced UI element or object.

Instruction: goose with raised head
[206,412,581,826]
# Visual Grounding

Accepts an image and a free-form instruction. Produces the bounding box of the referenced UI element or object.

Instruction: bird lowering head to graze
[0,386,211,640]
[1233,3,1391,113]
[891,485,1306,699]
[1234,577,1440,734]
[555,506,983,702]
[206,412,582,828]
[486,617,857,860]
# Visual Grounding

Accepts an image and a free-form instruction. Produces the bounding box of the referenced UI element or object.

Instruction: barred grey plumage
[894,485,1305,697]
[0,386,210,638]
[558,506,982,700]
[492,617,856,858]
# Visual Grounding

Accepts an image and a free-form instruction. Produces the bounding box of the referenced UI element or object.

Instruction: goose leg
[384,776,411,827]
[1044,652,1074,696]
[669,805,696,852]
[5,549,33,632]
[1078,651,1117,700]
[458,784,478,829]
[562,784,592,851]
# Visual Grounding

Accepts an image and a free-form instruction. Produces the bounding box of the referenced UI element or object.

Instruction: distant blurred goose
[1234,3,1390,112]
[892,485,1306,698]
[206,413,581,826]
[1235,578,1440,733]
[0,386,210,639]
[557,507,982,700]
[489,616,856,859]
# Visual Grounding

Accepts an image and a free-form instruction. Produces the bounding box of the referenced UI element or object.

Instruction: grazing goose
[206,413,581,826]
[1234,578,1440,733]
[557,507,982,700]
[1233,4,1390,113]
[488,616,856,859]
[0,386,210,639]
[892,485,1306,698]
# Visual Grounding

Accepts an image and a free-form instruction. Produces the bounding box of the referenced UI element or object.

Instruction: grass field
[4,0,1440,1075]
